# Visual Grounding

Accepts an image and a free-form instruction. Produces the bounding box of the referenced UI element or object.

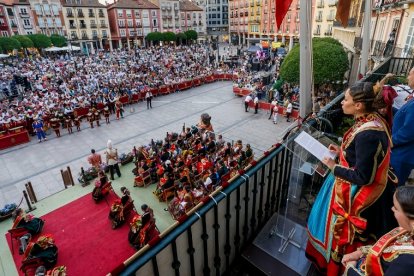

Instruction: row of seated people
[9,208,60,275]
[130,124,253,219]
[92,180,160,249]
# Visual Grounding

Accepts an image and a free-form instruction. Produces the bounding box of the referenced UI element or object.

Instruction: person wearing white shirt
[286,100,293,122]
[254,96,259,114]
[244,94,253,112]
[268,98,278,119]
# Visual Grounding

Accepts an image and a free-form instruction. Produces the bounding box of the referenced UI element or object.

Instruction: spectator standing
[145,90,153,109]
[273,104,279,124]
[254,95,259,114]
[391,67,414,186]
[244,94,252,112]
[286,100,293,122]
[268,98,278,119]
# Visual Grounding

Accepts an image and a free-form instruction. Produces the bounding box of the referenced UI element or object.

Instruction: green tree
[280,38,349,85]
[27,34,52,50]
[176,32,187,45]
[162,32,176,42]
[313,37,343,47]
[146,32,163,46]
[0,37,21,52]
[50,34,67,47]
[13,35,34,49]
[184,30,198,41]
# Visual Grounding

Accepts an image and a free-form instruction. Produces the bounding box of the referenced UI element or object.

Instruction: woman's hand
[322,157,336,170]
[342,250,363,267]
[328,144,340,155]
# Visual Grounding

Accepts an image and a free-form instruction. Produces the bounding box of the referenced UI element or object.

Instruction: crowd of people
[305,69,414,276]
[130,113,253,220]
[0,44,234,139]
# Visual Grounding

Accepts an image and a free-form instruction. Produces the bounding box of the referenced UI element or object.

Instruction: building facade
[200,0,228,42]
[107,0,160,49]
[312,0,337,37]
[371,0,408,58]
[0,2,11,36]
[61,0,110,53]
[30,0,65,36]
[229,0,313,47]
[179,0,205,36]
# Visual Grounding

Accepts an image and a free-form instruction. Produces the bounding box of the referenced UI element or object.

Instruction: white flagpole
[299,0,313,118]
[360,0,372,76]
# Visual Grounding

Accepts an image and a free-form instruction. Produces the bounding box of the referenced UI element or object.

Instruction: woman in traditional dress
[109,187,132,229]
[21,234,58,270]
[342,186,414,275]
[128,213,160,250]
[306,82,397,275]
[12,208,44,235]
[91,170,109,202]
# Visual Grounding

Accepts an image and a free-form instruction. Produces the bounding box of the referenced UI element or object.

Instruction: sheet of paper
[294,131,337,162]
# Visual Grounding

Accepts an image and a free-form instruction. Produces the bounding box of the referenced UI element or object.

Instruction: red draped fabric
[335,0,352,28]
[275,0,294,29]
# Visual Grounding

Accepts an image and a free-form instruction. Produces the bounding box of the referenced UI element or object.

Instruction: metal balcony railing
[116,95,347,275]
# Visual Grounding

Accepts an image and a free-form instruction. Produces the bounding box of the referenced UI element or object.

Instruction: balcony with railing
[328,0,338,7]
[99,12,104,18]
[100,23,107,28]
[81,34,89,40]
[78,12,84,17]
[69,24,76,29]
[80,23,87,29]
[90,23,97,28]
[113,98,347,276]
[332,20,361,52]
[67,12,74,18]
[89,12,95,17]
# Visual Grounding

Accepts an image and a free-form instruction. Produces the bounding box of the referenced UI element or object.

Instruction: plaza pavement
[0,81,293,210]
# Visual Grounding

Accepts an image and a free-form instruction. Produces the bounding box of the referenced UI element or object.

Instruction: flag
[275,0,294,29]
[335,0,353,28]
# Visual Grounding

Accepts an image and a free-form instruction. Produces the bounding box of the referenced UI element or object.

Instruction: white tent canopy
[0,54,10,59]
[45,45,81,52]
[45,46,62,52]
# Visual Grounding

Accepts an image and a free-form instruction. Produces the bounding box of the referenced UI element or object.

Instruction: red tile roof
[107,0,159,10]
[179,0,203,11]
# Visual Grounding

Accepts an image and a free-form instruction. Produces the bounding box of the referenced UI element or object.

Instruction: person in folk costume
[103,106,110,124]
[105,139,121,180]
[93,107,100,127]
[115,98,123,120]
[32,119,47,143]
[73,115,81,132]
[50,117,61,137]
[305,82,398,276]
[342,186,414,276]
[65,115,73,134]
[87,109,94,128]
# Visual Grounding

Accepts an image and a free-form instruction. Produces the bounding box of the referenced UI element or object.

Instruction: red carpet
[6,192,136,276]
